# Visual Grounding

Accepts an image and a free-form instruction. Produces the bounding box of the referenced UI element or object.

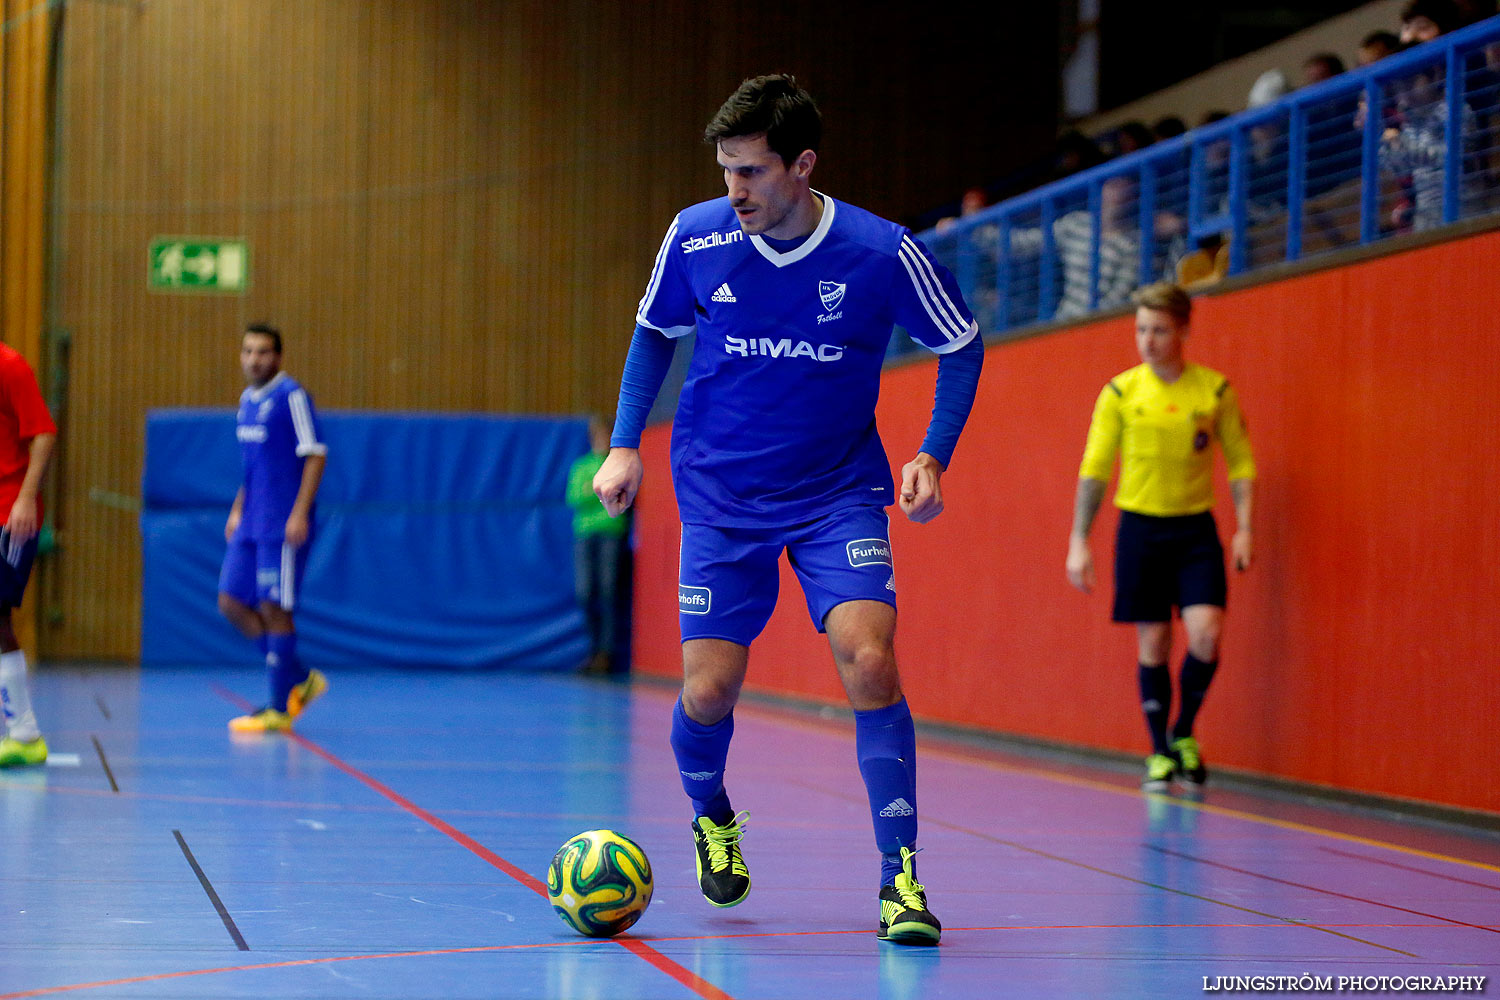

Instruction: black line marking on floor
[1318,845,1500,892]
[94,694,111,720]
[90,735,118,792]
[173,829,250,951]
[1146,843,1500,934]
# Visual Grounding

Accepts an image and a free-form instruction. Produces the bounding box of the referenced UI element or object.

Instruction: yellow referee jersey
[1079,362,1255,517]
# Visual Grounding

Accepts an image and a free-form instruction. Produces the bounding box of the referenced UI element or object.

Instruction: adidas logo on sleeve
[711,283,736,303]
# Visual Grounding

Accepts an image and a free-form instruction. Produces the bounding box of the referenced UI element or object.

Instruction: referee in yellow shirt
[1065,283,1255,791]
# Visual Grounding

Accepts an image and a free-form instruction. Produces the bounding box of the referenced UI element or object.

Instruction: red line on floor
[6,920,1464,999]
[212,684,734,1000]
[0,941,594,1000]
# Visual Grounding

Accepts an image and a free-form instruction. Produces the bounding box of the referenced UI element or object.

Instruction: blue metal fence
[899,15,1500,351]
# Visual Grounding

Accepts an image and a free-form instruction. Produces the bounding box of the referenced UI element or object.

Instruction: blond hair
[1131,282,1192,325]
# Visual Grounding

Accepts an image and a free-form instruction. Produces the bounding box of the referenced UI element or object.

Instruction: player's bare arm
[285,453,326,549]
[1230,478,1254,572]
[593,447,643,518]
[225,487,245,542]
[1066,477,1107,593]
[5,432,54,541]
[898,452,945,524]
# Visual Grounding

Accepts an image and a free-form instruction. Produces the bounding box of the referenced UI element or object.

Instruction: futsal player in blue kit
[219,323,330,733]
[594,75,983,945]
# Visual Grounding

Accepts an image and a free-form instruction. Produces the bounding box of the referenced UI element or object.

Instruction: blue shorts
[678,506,897,645]
[1112,510,1226,623]
[219,534,311,612]
[0,529,38,610]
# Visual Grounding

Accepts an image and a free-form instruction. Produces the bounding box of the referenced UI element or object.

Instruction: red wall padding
[631,229,1500,816]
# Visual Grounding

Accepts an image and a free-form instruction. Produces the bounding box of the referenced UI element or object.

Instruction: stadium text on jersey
[680,230,744,254]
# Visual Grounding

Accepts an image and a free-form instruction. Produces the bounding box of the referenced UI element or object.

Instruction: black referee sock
[1172,653,1219,739]
[1138,663,1173,756]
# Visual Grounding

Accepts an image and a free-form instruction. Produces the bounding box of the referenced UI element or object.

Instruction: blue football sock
[669,696,734,824]
[265,632,307,713]
[856,697,918,886]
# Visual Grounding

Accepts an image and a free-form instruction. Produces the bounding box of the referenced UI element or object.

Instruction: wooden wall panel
[43,0,1059,658]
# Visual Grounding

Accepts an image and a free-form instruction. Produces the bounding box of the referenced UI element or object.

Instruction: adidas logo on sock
[681,770,720,781]
[711,283,736,303]
[879,797,915,817]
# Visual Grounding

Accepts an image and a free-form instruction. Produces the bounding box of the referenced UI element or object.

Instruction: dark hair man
[219,323,329,733]
[593,74,984,945]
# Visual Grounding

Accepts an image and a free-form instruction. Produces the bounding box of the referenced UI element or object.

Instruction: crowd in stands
[926,0,1500,330]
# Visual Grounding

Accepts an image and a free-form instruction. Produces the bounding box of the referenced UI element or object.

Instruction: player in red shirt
[0,343,57,768]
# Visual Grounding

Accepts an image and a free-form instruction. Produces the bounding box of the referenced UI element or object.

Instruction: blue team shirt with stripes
[235,372,327,541]
[636,192,977,528]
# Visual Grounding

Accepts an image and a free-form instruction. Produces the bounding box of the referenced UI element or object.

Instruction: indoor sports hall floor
[3,665,1497,1000]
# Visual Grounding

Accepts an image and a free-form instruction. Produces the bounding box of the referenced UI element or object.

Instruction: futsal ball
[546,829,653,937]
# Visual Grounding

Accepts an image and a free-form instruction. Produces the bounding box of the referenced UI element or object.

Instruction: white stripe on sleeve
[899,236,970,340]
[281,543,296,610]
[289,390,327,457]
[634,215,680,327]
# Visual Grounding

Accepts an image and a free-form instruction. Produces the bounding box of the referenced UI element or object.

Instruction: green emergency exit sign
[148,237,250,294]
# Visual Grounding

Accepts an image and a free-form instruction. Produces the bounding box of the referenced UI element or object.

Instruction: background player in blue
[593,75,983,945]
[218,323,329,733]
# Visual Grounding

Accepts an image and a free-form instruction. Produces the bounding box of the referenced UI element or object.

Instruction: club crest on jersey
[818,280,846,324]
[257,399,275,421]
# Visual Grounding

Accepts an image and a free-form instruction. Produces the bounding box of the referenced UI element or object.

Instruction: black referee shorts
[1112,510,1227,623]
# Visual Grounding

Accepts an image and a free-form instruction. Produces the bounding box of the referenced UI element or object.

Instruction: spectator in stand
[1147,117,1192,276]
[1009,174,1140,320]
[1301,53,1361,249]
[1452,0,1498,27]
[1113,121,1156,157]
[1379,59,1482,230]
[934,186,1000,332]
[1054,130,1106,180]
[1400,0,1461,43]
[1246,70,1291,230]
[1247,67,1289,110]
[934,186,990,234]
[1397,0,1500,205]
[1302,52,1346,86]
[1359,30,1400,66]
[1152,117,1187,141]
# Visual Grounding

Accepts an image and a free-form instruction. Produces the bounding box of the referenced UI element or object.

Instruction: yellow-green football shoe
[228,707,292,733]
[691,811,751,907]
[1142,752,1177,791]
[0,735,47,767]
[1170,736,1207,786]
[286,669,329,718]
[879,847,940,945]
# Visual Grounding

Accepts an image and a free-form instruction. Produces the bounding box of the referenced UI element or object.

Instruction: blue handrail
[905,14,1500,349]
